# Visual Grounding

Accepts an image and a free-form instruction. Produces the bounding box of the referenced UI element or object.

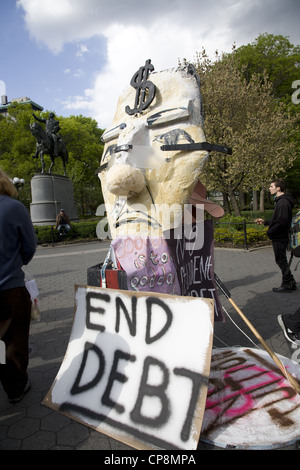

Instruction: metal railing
[213,219,268,250]
[34,222,99,247]
[34,219,268,250]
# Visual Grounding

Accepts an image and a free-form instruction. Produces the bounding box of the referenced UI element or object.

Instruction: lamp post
[13,177,25,190]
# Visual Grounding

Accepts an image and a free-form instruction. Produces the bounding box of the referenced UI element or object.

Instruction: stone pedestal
[30,174,79,225]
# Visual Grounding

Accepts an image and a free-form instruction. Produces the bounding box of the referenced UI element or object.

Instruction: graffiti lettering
[201,348,300,448]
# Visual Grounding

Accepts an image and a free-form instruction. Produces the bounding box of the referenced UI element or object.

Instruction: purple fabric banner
[111,220,224,321]
[111,236,181,296]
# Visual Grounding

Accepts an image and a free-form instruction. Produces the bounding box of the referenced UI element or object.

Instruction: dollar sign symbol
[125,59,156,115]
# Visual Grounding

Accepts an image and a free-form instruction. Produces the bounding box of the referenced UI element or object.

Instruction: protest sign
[166,220,224,322]
[43,286,214,450]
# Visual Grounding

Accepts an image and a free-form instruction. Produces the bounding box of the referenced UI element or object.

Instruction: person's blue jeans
[57,224,70,234]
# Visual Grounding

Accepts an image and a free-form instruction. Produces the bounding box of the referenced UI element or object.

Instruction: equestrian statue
[30,113,68,176]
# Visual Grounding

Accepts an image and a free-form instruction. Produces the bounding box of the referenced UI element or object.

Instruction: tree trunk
[252,190,259,211]
[222,192,231,214]
[259,188,265,212]
[228,188,241,216]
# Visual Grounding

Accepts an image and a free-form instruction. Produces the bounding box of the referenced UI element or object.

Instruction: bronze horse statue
[30,121,68,176]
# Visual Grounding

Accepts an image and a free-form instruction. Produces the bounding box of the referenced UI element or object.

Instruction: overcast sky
[1,0,299,128]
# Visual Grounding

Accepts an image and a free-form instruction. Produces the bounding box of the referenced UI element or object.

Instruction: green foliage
[235,33,300,100]
[219,215,245,230]
[34,220,99,244]
[193,48,297,217]
[214,219,268,246]
[0,106,105,214]
[191,33,299,215]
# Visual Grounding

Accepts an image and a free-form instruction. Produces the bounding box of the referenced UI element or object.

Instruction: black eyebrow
[94,144,117,173]
[160,142,232,154]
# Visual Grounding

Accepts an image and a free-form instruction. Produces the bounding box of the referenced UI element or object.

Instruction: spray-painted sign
[43,286,214,450]
[200,347,300,449]
[166,220,224,322]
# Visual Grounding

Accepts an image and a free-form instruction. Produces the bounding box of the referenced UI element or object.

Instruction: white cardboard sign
[43,285,214,450]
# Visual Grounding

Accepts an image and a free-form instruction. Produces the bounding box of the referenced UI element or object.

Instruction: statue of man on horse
[30,112,69,176]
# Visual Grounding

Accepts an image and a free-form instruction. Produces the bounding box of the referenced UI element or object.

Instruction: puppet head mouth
[105,163,146,198]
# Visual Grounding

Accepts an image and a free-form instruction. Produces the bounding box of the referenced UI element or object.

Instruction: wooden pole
[214,273,300,395]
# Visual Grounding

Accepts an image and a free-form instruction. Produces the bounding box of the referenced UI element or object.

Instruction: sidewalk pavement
[1,240,300,451]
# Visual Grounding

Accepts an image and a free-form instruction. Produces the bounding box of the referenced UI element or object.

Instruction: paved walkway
[1,241,300,450]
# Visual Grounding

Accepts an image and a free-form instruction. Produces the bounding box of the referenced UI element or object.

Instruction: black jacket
[265,194,295,241]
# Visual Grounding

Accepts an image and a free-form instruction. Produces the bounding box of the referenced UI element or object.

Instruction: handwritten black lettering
[115,296,137,336]
[71,342,105,395]
[86,291,110,332]
[102,350,136,413]
[146,297,173,344]
[174,367,207,442]
[130,356,170,427]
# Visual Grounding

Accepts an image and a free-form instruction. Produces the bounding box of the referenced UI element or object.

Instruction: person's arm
[255,218,270,226]
[32,113,46,123]
[55,214,60,229]
[19,205,37,265]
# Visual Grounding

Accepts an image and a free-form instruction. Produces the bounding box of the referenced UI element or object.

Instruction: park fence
[34,219,269,250]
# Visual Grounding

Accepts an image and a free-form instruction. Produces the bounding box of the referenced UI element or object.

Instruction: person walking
[0,170,37,402]
[256,179,296,293]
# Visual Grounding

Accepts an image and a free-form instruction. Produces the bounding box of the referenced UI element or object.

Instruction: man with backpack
[256,178,296,293]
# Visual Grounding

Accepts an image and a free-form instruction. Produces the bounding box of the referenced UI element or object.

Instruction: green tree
[193,50,297,215]
[54,114,105,215]
[0,106,105,214]
[235,33,300,203]
[0,103,38,207]
[235,33,300,100]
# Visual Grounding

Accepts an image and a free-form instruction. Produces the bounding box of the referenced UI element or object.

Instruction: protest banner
[43,286,214,450]
[166,220,224,322]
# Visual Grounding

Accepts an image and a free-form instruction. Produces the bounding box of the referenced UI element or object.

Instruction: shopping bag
[24,273,41,321]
